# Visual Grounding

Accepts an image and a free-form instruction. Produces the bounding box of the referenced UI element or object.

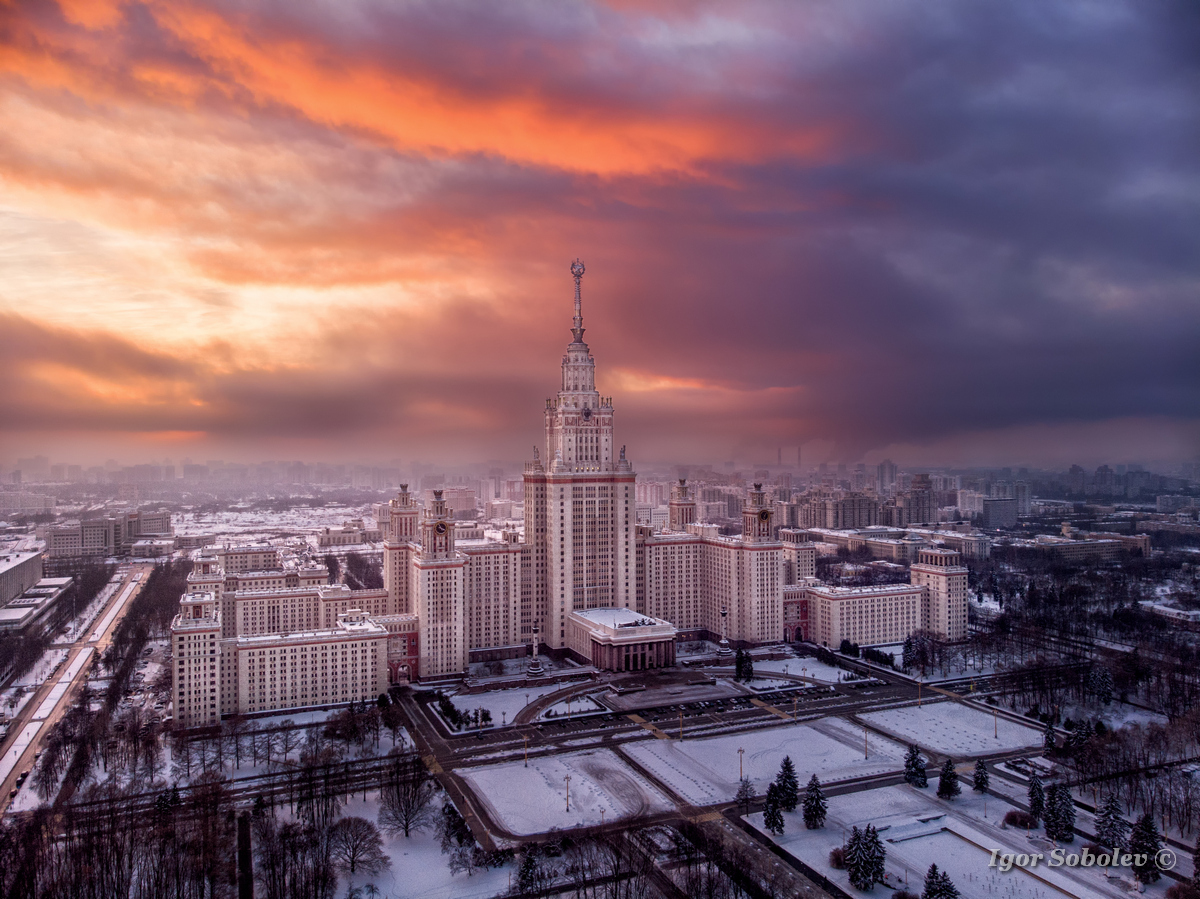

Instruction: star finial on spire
[570,258,585,342]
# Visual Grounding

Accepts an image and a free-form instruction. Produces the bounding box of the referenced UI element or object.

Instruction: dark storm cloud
[1,0,1197,463]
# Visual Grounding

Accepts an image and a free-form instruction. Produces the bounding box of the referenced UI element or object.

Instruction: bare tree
[378,753,437,837]
[329,817,390,876]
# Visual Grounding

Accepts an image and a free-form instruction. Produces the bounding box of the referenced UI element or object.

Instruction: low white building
[566,607,676,671]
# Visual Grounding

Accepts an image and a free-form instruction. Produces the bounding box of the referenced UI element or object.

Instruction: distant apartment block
[44,509,172,559]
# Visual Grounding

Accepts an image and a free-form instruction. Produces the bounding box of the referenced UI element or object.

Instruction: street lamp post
[564,775,571,812]
[524,734,528,768]
[738,747,745,780]
[718,606,732,656]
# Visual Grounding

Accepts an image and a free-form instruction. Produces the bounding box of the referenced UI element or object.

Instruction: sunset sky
[1,0,1197,470]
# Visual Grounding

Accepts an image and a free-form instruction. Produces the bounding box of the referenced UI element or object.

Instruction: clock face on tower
[435,522,447,535]
[758,509,771,522]
[582,407,592,420]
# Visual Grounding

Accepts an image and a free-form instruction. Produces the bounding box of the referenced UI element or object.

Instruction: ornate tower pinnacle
[570,258,585,342]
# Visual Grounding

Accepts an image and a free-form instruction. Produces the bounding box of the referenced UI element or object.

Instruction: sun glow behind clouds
[0,0,1196,466]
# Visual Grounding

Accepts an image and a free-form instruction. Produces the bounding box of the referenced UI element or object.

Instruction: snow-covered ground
[1061,701,1169,732]
[61,574,122,641]
[174,506,376,540]
[621,718,905,806]
[450,683,578,727]
[0,722,42,785]
[752,784,1149,899]
[743,678,794,692]
[459,748,674,836]
[752,657,847,683]
[89,579,138,642]
[340,794,514,899]
[539,695,606,720]
[860,701,1043,756]
[12,648,67,688]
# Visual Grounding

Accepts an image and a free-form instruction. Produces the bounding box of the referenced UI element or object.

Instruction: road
[395,666,1039,843]
[0,563,153,813]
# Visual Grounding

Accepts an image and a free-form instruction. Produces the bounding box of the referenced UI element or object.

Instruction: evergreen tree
[904,745,928,788]
[922,864,960,899]
[921,864,941,899]
[763,782,785,835]
[803,773,827,829]
[1027,773,1045,823]
[1087,666,1115,704]
[902,635,916,671]
[937,870,960,899]
[1044,783,1075,842]
[735,776,754,813]
[743,652,754,681]
[515,850,541,895]
[735,648,748,681]
[1043,790,1062,841]
[936,758,960,800]
[845,826,871,890]
[1094,793,1129,851]
[1043,720,1057,754]
[972,759,989,793]
[1129,813,1162,884]
[864,823,886,886]
[775,756,799,812]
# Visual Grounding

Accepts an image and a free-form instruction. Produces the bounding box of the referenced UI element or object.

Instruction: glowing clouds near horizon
[0,0,1197,466]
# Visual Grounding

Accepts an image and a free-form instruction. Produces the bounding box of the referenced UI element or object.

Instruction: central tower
[524,261,636,650]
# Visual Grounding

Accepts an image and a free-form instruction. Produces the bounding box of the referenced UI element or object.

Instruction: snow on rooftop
[571,607,668,629]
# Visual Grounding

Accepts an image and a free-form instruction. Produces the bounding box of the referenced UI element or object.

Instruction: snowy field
[860,701,1043,755]
[459,749,674,835]
[174,506,376,539]
[335,794,513,899]
[450,683,571,727]
[621,719,905,806]
[753,784,1143,899]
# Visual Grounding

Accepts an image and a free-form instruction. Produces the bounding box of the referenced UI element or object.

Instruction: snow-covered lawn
[450,683,577,727]
[860,701,1043,756]
[621,719,905,806]
[752,784,1146,899]
[752,657,847,683]
[539,695,605,720]
[339,794,513,899]
[459,749,674,836]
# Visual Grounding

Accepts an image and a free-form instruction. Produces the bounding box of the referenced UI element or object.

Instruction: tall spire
[570,258,585,342]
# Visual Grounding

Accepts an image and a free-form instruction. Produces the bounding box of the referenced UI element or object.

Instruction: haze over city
[2,0,1198,471]
[5,6,1200,899]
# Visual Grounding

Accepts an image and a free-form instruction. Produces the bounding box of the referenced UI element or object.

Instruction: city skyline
[2,0,1198,470]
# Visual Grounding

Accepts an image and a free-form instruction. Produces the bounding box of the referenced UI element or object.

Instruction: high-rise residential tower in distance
[524,260,637,649]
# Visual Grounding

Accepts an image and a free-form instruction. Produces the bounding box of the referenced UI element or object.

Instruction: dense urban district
[2,273,1200,899]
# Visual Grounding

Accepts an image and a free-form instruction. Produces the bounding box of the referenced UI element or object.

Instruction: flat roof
[571,607,671,629]
[0,550,41,574]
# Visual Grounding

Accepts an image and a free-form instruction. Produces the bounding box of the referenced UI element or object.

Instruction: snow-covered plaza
[860,700,1045,756]
[458,748,675,836]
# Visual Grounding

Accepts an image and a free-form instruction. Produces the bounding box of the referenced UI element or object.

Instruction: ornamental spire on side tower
[570,258,585,342]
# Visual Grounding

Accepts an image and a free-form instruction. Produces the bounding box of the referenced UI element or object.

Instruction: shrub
[1166,885,1200,899]
[1003,810,1038,829]
[829,846,846,869]
[892,892,920,899]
